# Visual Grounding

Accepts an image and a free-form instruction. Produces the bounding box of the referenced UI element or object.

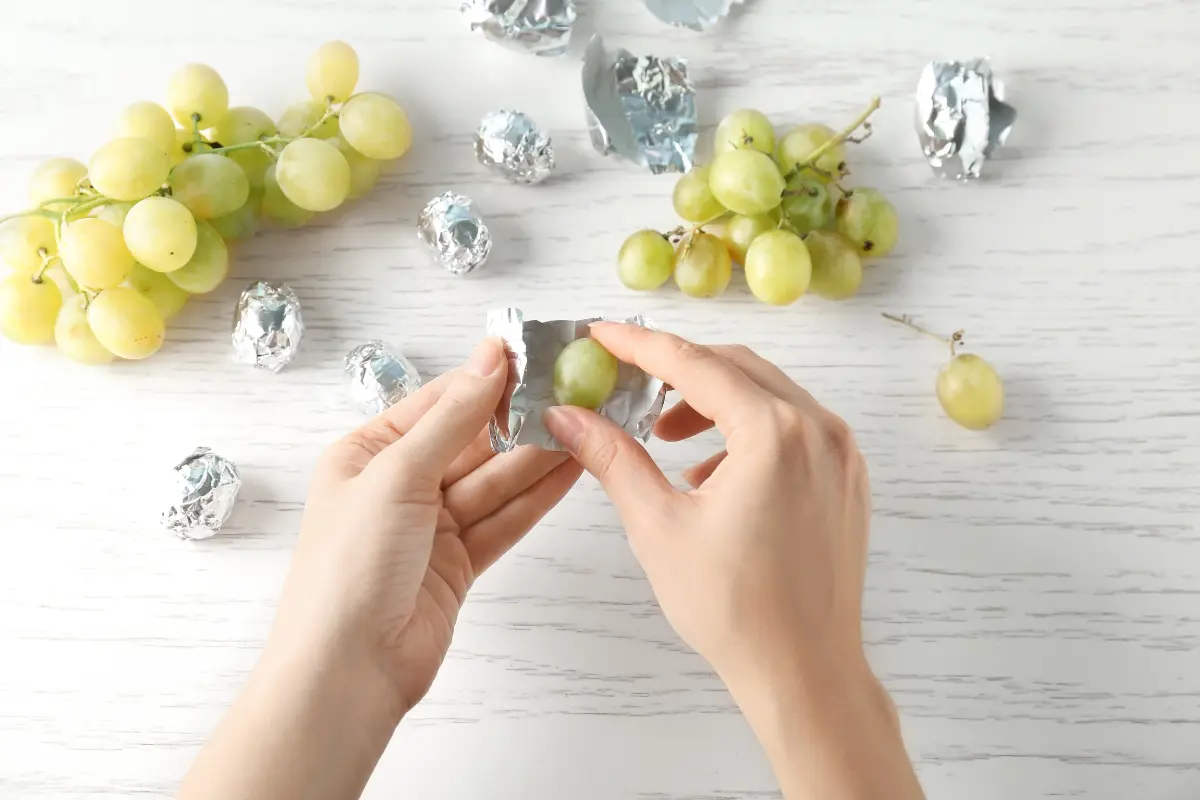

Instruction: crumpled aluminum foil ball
[344,340,423,415]
[916,58,1017,180]
[474,109,555,184]
[418,192,492,276]
[161,447,242,540]
[462,0,576,56]
[231,280,304,372]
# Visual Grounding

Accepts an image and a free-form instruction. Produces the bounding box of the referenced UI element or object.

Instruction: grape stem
[786,96,881,181]
[191,113,204,144]
[31,248,55,284]
[882,313,965,356]
[209,101,341,158]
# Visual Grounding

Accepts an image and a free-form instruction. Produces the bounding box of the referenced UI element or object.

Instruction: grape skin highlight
[553,338,620,410]
[937,354,1005,430]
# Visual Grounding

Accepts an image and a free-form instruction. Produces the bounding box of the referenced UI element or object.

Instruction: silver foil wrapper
[582,35,697,174]
[487,307,667,453]
[232,280,304,372]
[474,110,555,185]
[916,59,1016,180]
[418,192,492,276]
[344,340,423,415]
[462,0,576,57]
[161,447,242,540]
[644,0,744,30]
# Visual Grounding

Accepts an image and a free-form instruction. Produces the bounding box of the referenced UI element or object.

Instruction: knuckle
[823,415,858,456]
[726,343,756,362]
[583,434,623,480]
[671,337,709,365]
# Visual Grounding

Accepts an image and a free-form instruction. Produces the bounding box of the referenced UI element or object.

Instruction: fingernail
[543,406,584,452]
[466,338,504,377]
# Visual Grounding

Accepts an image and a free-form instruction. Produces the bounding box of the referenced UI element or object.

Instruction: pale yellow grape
[87,286,164,359]
[59,218,135,290]
[114,101,176,155]
[91,201,133,228]
[617,229,675,291]
[170,128,212,167]
[553,338,620,410]
[672,165,725,223]
[28,158,87,207]
[55,294,115,365]
[122,197,198,272]
[0,216,57,275]
[805,230,862,301]
[744,229,811,306]
[89,137,170,202]
[210,188,262,241]
[166,220,228,294]
[674,232,732,298]
[776,123,846,183]
[277,101,340,139]
[707,148,785,216]
[937,354,1005,430]
[719,214,775,265]
[308,41,359,103]
[339,93,412,160]
[835,188,899,257]
[331,136,379,199]
[125,263,189,320]
[713,109,776,157]
[169,153,250,218]
[262,163,314,228]
[167,63,229,127]
[211,107,276,188]
[0,274,61,344]
[275,138,350,212]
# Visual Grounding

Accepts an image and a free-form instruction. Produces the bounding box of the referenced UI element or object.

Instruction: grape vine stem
[788,96,882,180]
[882,313,964,356]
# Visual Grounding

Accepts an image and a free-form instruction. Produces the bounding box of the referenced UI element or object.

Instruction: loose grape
[91,202,133,228]
[713,109,776,157]
[805,230,862,301]
[275,138,350,212]
[744,229,811,306]
[0,274,61,345]
[126,263,189,320]
[339,93,412,160]
[87,286,165,359]
[553,338,620,410]
[835,188,899,257]
[170,128,212,167]
[776,123,846,183]
[169,153,250,219]
[89,137,171,202]
[167,63,229,128]
[0,216,57,276]
[262,163,315,228]
[618,229,674,291]
[166,220,228,294]
[59,218,135,290]
[673,165,726,223]
[780,175,833,234]
[114,101,176,155]
[720,213,776,265]
[937,354,1005,430]
[708,149,785,216]
[28,158,87,208]
[210,188,262,241]
[211,106,277,188]
[55,294,115,365]
[674,232,733,298]
[330,136,380,200]
[277,101,340,140]
[308,41,360,104]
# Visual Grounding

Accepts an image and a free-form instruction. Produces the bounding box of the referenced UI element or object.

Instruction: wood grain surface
[2,1,1199,798]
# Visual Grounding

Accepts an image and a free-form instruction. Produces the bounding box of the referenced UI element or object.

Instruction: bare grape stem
[882,313,964,357]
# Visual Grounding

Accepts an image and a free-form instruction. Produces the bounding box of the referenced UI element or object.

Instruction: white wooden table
[2,2,1199,798]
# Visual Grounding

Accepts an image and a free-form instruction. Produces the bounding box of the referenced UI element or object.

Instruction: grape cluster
[617,99,899,306]
[0,41,411,364]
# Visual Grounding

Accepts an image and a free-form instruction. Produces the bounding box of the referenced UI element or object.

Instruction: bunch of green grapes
[0,41,412,364]
[616,99,900,307]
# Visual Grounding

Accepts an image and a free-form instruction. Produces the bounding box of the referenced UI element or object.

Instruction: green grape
[210,188,262,241]
[674,232,733,298]
[87,286,165,359]
[262,163,315,228]
[835,188,899,257]
[89,137,171,202]
[553,338,620,410]
[308,41,359,103]
[713,108,776,157]
[54,294,115,365]
[776,123,846,183]
[59,218,135,290]
[169,153,250,219]
[170,128,212,167]
[331,136,380,200]
[277,101,340,139]
[211,107,277,188]
[720,213,776,265]
[275,138,350,212]
[744,229,811,306]
[780,175,833,234]
[617,229,674,291]
[339,93,412,160]
[805,230,862,301]
[0,215,57,276]
[167,63,229,128]
[937,354,1005,430]
[91,202,134,228]
[166,220,228,294]
[114,101,176,155]
[707,148,785,216]
[126,263,189,320]
[672,165,726,223]
[28,157,87,208]
[123,197,198,273]
[0,274,61,345]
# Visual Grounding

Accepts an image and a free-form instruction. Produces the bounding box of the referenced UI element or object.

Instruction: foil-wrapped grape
[553,338,619,410]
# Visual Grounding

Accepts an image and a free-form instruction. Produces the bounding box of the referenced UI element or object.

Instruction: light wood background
[2,1,1199,798]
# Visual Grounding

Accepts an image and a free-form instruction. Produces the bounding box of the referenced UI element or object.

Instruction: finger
[461,459,584,577]
[444,446,572,528]
[683,450,727,488]
[654,399,714,442]
[707,344,822,413]
[441,425,498,488]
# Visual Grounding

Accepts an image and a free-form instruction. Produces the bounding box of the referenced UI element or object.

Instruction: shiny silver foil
[418,192,492,276]
[344,340,423,415]
[582,35,697,174]
[644,0,744,30]
[916,59,1016,180]
[231,280,304,372]
[474,110,555,184]
[161,447,241,540]
[487,307,667,453]
[462,0,576,57]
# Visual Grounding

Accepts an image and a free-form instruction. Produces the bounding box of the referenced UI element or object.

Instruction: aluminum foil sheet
[418,192,492,276]
[582,35,697,174]
[475,110,555,184]
[462,0,577,57]
[486,307,667,453]
[916,59,1016,180]
[644,0,744,30]
[161,447,241,540]
[345,340,423,415]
